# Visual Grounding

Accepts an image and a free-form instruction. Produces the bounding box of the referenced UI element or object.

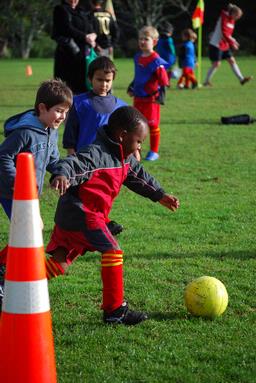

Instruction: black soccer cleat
[107,220,124,236]
[240,76,253,85]
[103,302,148,326]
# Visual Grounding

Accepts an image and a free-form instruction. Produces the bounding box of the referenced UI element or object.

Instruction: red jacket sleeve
[144,66,169,95]
[221,10,236,48]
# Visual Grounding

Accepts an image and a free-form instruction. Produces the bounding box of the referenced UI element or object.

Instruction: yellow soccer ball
[184,276,228,318]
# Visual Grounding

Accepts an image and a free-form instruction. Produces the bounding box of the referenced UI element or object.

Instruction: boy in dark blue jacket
[63,56,127,235]
[156,22,176,81]
[0,79,73,305]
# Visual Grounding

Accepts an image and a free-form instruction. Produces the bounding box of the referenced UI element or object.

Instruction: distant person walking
[204,3,252,87]
[52,0,97,94]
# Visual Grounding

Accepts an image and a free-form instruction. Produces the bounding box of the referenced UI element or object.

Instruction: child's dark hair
[88,56,117,80]
[107,106,148,135]
[159,21,174,36]
[34,79,73,116]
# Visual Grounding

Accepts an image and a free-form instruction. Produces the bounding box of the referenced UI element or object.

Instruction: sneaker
[145,151,159,161]
[107,220,124,236]
[240,76,253,85]
[203,81,213,87]
[192,81,198,89]
[103,301,148,325]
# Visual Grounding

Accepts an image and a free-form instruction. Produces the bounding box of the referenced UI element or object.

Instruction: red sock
[45,257,65,280]
[150,126,160,153]
[101,250,124,313]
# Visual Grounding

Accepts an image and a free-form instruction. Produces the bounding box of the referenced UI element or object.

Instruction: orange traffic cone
[0,153,57,383]
[26,64,33,76]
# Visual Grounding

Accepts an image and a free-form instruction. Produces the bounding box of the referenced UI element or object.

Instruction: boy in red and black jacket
[46,106,179,326]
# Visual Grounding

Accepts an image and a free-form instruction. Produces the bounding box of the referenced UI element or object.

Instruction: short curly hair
[107,106,148,134]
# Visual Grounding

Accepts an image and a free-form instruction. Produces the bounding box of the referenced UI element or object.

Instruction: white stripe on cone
[9,200,43,247]
[3,279,50,314]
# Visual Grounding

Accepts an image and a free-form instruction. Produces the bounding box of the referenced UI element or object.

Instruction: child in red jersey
[127,26,169,161]
[204,3,252,86]
[45,106,180,325]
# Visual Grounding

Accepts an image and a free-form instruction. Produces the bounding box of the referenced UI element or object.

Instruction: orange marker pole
[26,65,33,76]
[0,153,57,383]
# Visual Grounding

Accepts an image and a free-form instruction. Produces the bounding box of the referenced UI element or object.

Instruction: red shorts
[134,98,160,128]
[46,224,120,260]
[182,67,195,76]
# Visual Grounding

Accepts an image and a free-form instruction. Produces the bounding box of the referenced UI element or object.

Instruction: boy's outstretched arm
[159,194,180,211]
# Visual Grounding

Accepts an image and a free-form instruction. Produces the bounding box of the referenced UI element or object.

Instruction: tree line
[0,0,255,59]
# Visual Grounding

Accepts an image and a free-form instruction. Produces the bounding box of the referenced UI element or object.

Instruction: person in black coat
[52,0,97,94]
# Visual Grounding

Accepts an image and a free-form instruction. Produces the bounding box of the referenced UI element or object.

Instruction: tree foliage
[115,0,194,31]
[0,0,57,58]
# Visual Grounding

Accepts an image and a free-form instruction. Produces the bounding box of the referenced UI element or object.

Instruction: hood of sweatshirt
[4,109,46,137]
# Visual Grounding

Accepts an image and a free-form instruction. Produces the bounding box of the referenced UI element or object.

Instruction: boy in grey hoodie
[0,78,73,305]
[0,78,72,218]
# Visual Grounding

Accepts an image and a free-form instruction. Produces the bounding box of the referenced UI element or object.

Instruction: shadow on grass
[148,311,186,321]
[132,250,256,260]
[161,118,219,125]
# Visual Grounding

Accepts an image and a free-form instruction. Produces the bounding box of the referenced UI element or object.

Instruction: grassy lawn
[0,57,255,383]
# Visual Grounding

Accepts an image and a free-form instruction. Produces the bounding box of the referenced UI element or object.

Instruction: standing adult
[52,0,97,94]
[204,3,252,87]
[89,0,120,58]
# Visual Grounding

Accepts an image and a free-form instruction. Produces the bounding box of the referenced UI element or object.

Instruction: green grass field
[0,57,255,382]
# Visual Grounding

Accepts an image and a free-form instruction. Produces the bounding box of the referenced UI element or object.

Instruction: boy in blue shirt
[63,56,126,154]
[63,56,127,235]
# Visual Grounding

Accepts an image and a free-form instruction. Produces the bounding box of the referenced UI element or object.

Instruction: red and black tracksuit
[46,126,166,312]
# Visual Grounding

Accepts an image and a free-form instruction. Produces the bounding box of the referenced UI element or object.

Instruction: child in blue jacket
[177,28,198,89]
[156,22,176,81]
